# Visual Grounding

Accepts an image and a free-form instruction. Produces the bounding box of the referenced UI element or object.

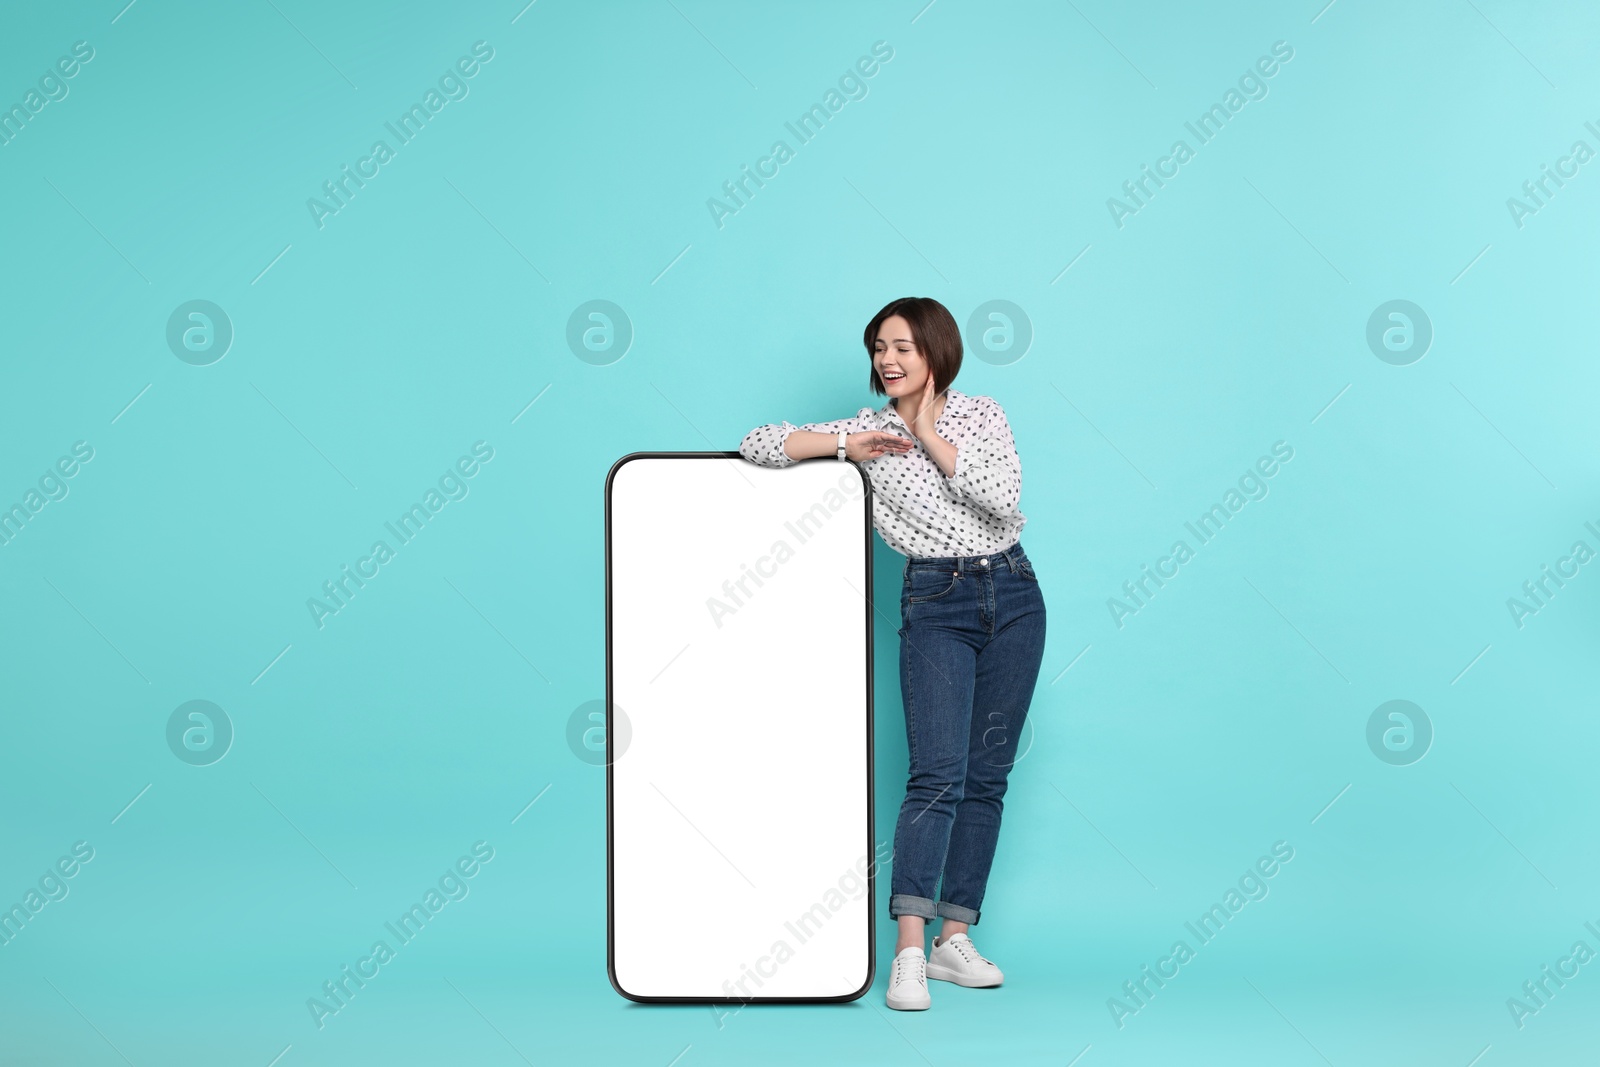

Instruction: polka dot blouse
[738,387,1027,559]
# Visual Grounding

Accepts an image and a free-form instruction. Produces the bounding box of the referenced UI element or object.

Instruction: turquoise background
[3,0,1598,1063]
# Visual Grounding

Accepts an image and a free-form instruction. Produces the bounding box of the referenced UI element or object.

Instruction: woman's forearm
[782,430,839,461]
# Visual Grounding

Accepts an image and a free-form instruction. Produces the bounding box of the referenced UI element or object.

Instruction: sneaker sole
[925,963,1003,988]
[885,993,931,1010]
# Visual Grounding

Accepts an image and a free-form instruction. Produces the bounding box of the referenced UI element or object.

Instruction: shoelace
[892,954,926,987]
[949,938,987,964]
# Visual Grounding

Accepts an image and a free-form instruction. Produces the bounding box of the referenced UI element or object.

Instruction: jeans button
[979,558,988,566]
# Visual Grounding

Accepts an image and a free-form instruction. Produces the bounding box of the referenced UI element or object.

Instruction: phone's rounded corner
[605,452,650,491]
[606,956,650,1005]
[846,458,872,498]
[842,960,875,1002]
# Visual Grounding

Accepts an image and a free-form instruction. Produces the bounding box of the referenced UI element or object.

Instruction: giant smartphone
[605,452,876,1003]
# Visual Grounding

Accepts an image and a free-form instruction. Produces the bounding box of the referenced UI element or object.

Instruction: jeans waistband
[905,541,1027,575]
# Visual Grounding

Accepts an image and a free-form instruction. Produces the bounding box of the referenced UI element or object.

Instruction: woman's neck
[895,390,946,424]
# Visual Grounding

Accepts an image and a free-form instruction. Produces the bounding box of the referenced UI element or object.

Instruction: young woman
[738,296,1045,1011]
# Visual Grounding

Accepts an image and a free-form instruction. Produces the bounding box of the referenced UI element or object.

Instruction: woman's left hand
[909,375,940,442]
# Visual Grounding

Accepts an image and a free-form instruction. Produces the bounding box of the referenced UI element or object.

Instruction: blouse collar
[876,387,976,431]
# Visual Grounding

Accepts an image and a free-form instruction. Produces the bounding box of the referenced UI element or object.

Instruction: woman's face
[873,315,931,401]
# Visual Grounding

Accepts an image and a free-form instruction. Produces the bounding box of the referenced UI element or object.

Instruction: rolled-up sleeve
[738,410,870,468]
[941,398,1022,520]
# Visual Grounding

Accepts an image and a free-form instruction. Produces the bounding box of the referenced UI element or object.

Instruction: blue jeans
[889,540,1046,926]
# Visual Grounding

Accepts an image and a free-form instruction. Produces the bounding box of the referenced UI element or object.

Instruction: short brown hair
[863,296,963,396]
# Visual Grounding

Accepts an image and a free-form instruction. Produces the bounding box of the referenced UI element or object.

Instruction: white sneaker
[885,945,930,1010]
[926,932,1004,987]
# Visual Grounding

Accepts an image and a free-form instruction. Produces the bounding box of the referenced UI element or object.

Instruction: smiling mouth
[882,372,905,382]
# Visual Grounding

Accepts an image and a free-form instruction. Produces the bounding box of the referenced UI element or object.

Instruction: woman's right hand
[847,431,914,462]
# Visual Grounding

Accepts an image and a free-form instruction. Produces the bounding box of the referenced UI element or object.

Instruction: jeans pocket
[1016,557,1038,583]
[907,569,960,603]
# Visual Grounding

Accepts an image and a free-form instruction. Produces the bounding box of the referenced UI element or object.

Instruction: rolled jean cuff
[936,900,980,924]
[889,893,937,920]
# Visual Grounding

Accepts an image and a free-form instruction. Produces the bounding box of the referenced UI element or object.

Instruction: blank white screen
[609,455,872,1000]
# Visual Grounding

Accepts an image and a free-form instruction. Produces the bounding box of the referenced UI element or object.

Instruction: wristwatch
[836,430,848,461]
